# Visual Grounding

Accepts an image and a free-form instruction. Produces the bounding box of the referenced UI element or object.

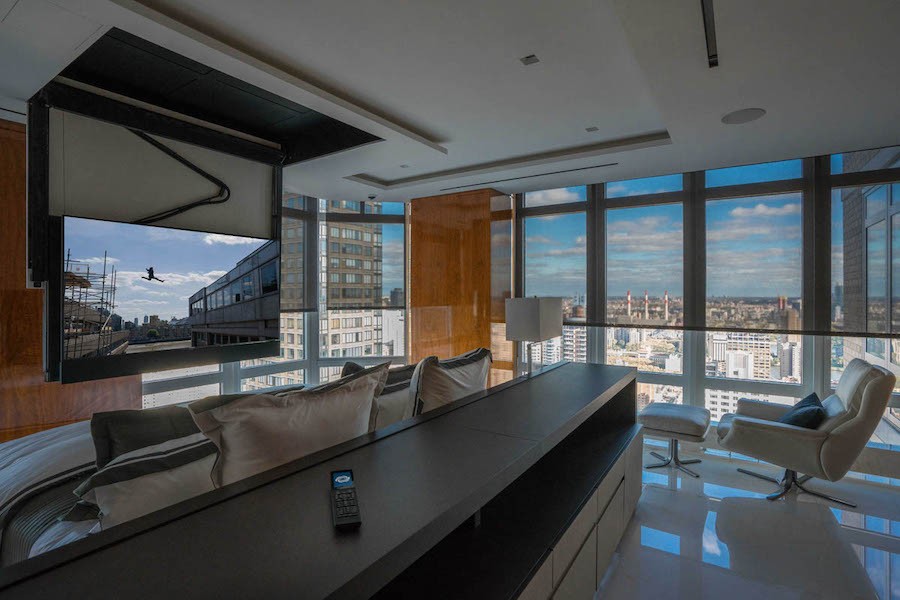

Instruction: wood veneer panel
[409,189,497,361]
[0,119,140,442]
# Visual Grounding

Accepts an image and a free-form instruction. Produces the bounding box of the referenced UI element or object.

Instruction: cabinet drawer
[552,526,597,600]
[593,450,625,516]
[518,554,552,600]
[552,493,598,587]
[595,481,625,587]
[623,430,643,522]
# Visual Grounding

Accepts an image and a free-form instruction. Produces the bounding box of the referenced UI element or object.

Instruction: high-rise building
[319,206,389,381]
[710,333,727,362]
[389,288,404,308]
[562,326,587,363]
[778,341,801,381]
[725,332,772,380]
[725,350,753,379]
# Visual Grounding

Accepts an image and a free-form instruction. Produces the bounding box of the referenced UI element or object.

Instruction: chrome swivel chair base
[645,438,701,478]
[737,467,857,508]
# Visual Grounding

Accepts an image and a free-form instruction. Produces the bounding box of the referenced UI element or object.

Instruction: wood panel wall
[409,188,514,385]
[0,119,140,443]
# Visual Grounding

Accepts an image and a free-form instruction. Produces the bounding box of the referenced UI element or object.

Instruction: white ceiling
[3,0,900,201]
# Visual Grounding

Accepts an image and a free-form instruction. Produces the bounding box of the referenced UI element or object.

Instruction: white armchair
[716,358,896,507]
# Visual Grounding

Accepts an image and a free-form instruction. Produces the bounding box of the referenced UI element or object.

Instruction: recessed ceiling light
[520,54,540,66]
[585,126,599,132]
[721,107,766,125]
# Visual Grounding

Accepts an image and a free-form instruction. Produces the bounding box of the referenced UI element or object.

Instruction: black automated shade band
[325,304,406,311]
[567,321,899,339]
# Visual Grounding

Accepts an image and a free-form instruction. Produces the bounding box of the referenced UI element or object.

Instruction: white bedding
[0,421,96,548]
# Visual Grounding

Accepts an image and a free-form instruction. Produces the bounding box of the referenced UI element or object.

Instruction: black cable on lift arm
[128,129,231,225]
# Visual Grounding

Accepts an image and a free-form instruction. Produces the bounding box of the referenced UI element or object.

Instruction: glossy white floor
[598,442,900,600]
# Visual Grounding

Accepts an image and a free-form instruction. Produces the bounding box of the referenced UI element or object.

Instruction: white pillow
[411,348,492,415]
[74,433,216,530]
[374,383,414,429]
[189,363,389,487]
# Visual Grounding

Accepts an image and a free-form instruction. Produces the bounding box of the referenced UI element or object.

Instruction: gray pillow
[342,361,417,429]
[90,405,200,469]
[411,348,492,415]
[74,433,217,530]
[189,363,389,487]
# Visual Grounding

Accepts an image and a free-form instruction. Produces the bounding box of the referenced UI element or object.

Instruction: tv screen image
[60,216,280,380]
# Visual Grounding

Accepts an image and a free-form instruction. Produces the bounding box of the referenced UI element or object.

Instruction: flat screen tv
[57,216,280,383]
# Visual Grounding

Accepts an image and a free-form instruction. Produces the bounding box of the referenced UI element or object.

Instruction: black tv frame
[53,214,282,384]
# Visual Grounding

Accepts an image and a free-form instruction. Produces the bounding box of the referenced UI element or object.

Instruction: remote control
[331,470,361,531]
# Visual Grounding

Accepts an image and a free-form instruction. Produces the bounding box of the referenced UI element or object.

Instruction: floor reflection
[599,445,900,599]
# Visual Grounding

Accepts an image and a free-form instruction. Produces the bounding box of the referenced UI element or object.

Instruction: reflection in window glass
[606,328,683,374]
[523,213,586,322]
[141,364,221,409]
[606,204,683,326]
[381,224,405,305]
[706,193,802,329]
[241,369,305,392]
[605,174,682,198]
[893,214,900,332]
[260,261,279,294]
[705,332,801,383]
[324,222,404,308]
[141,383,221,409]
[365,202,406,215]
[706,160,802,188]
[280,216,306,310]
[867,221,887,334]
[703,389,796,424]
[830,145,900,174]
[865,185,888,219]
[320,309,405,359]
[283,194,312,210]
[242,314,304,366]
[523,186,586,208]
[831,190,845,330]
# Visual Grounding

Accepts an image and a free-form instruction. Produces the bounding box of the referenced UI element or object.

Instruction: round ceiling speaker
[721,108,766,125]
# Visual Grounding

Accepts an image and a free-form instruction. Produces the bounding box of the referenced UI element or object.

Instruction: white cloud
[730,202,801,218]
[73,256,120,266]
[525,188,582,207]
[203,233,263,246]
[526,235,558,245]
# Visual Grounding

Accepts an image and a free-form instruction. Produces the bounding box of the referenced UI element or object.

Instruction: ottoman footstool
[638,403,711,478]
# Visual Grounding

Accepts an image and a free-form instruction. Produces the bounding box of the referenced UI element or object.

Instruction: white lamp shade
[505,297,563,342]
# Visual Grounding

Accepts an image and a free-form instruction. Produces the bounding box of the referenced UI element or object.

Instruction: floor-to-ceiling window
[519,187,588,367]
[601,175,686,410]
[829,145,900,447]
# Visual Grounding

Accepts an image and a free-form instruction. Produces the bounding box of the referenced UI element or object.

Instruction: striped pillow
[74,433,217,530]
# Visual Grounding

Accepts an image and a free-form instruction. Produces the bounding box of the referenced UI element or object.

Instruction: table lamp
[505,297,563,375]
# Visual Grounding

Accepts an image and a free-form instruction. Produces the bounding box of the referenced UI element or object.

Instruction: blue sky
[65,217,265,324]
[522,160,806,300]
[524,210,586,297]
[380,224,404,293]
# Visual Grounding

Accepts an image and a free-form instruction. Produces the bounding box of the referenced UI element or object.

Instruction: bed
[0,421,99,566]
